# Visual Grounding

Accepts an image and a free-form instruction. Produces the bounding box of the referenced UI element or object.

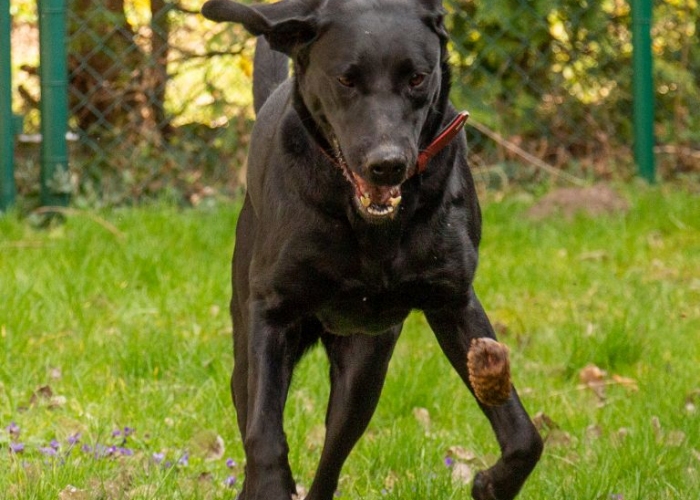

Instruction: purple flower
[39,446,58,457]
[6,422,20,437]
[50,439,61,450]
[178,452,189,467]
[444,456,454,467]
[118,447,134,457]
[224,475,237,488]
[9,442,25,454]
[112,429,122,438]
[67,433,81,446]
[123,427,135,437]
[152,452,165,464]
[225,458,236,469]
[81,444,92,454]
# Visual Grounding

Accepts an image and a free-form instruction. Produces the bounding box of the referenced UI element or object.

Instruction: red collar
[416,111,469,173]
[321,110,469,175]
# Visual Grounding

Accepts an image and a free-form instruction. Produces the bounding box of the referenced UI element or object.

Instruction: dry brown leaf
[611,374,639,392]
[58,486,89,500]
[546,429,576,448]
[384,471,399,491]
[579,364,607,400]
[665,430,686,447]
[190,430,225,461]
[306,424,326,450]
[446,445,477,463]
[412,407,431,431]
[451,462,474,485]
[532,412,560,432]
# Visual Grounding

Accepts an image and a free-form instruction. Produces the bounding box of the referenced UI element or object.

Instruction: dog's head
[202,0,450,223]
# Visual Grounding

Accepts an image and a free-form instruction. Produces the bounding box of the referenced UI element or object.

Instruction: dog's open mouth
[332,139,403,220]
[351,173,402,218]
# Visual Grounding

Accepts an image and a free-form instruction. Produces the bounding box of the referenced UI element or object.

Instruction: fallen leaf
[665,430,686,447]
[189,430,225,461]
[685,389,700,414]
[306,424,325,450]
[546,429,576,448]
[384,471,399,491]
[451,462,474,485]
[611,427,630,446]
[579,364,607,401]
[446,445,477,463]
[49,395,67,409]
[58,486,89,500]
[412,407,431,432]
[29,385,53,406]
[128,485,158,499]
[585,424,603,442]
[532,412,560,432]
[578,250,609,261]
[611,374,639,392]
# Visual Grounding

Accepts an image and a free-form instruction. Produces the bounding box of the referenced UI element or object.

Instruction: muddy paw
[467,338,511,406]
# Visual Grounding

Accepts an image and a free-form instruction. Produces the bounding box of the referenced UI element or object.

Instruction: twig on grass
[33,206,126,240]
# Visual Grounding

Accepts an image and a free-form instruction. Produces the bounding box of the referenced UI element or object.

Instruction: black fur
[201,1,542,498]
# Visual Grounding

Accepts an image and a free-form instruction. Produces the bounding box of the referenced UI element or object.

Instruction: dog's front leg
[241,301,300,500]
[425,289,543,500]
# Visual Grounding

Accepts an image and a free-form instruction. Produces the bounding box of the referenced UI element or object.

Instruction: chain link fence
[8,0,699,207]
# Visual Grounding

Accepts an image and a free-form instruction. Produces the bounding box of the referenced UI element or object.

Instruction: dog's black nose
[366,148,407,186]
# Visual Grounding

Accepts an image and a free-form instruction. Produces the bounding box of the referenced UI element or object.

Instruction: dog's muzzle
[332,111,469,223]
[332,138,403,221]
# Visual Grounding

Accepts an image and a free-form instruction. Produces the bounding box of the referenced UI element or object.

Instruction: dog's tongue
[351,173,401,209]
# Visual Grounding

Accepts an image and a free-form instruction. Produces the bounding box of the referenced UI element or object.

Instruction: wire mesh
[8,0,700,205]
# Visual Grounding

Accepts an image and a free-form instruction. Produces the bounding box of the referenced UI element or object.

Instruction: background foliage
[8,0,700,207]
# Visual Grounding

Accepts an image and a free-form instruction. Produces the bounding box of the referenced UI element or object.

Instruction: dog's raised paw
[467,338,511,406]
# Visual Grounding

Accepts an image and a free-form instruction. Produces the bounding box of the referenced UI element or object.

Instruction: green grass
[1,184,699,499]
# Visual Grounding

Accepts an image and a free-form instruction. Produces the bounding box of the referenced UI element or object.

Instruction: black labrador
[201,1,542,499]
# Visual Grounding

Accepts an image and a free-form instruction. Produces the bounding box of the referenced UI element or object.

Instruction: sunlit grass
[1,184,699,499]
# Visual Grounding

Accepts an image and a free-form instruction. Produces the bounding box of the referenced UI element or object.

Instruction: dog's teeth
[367,205,394,216]
[390,196,402,207]
[360,194,371,207]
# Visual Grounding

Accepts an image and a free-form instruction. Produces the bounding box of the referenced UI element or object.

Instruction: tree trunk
[150,0,172,137]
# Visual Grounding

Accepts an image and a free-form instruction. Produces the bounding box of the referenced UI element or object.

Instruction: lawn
[1,183,698,499]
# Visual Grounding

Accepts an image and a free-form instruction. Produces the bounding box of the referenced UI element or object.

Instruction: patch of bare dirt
[526,184,629,220]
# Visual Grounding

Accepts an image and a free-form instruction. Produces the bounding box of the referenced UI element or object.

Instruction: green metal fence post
[38,0,70,207]
[0,0,16,211]
[632,0,656,183]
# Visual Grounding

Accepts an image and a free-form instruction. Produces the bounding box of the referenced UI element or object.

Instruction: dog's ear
[414,0,448,44]
[201,0,320,55]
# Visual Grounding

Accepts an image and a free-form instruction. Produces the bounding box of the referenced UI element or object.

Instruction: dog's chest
[315,282,413,336]
[315,256,435,336]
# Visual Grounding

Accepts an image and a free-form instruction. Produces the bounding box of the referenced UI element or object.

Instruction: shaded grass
[1,183,699,499]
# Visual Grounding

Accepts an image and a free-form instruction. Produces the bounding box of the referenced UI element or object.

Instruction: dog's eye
[337,75,355,88]
[409,73,426,88]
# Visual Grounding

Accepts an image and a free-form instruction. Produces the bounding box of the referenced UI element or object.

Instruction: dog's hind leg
[252,36,289,114]
[305,328,401,500]
[425,289,543,500]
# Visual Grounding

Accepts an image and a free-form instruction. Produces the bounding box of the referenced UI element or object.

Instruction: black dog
[201,1,542,498]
